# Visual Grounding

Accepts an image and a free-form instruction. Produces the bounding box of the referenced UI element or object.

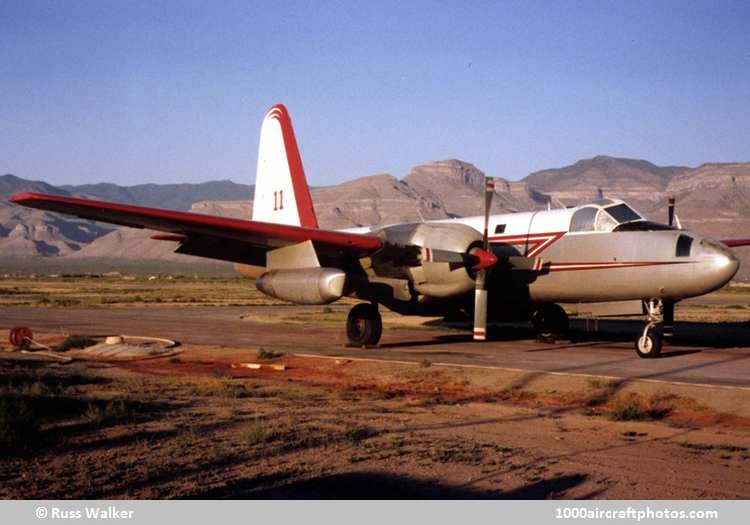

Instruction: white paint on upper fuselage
[343,199,634,238]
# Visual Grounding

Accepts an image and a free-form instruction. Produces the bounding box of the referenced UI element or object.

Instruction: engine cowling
[371,223,483,298]
[256,267,346,304]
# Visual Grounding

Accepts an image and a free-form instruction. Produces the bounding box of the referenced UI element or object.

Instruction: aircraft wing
[722,238,750,248]
[9,192,383,264]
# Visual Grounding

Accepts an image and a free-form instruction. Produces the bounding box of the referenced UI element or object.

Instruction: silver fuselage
[348,200,739,306]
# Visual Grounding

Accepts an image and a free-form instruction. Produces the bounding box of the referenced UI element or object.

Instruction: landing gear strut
[636,299,664,358]
[346,303,382,347]
[532,303,570,342]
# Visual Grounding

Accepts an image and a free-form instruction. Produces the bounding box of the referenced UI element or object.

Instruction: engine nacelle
[256,267,346,304]
[372,222,482,298]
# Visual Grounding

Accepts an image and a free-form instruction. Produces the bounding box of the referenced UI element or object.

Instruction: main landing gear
[636,299,664,359]
[346,303,383,347]
[531,303,570,342]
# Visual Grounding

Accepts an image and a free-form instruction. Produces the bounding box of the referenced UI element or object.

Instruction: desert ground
[1,274,750,499]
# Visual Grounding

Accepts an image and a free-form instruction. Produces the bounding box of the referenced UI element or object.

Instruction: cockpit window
[595,209,618,232]
[571,203,645,233]
[604,203,641,223]
[569,206,598,232]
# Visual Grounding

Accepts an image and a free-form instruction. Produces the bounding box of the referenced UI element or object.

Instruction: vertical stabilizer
[252,104,319,228]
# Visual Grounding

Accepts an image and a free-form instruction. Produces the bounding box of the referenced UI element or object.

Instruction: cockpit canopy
[569,200,645,233]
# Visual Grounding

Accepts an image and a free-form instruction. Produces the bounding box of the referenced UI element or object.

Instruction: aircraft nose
[699,238,739,286]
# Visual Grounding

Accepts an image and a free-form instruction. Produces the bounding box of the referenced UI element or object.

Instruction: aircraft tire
[635,328,662,358]
[346,303,382,347]
[532,303,569,341]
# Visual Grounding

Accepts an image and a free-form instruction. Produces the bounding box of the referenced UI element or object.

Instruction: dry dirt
[2,333,750,499]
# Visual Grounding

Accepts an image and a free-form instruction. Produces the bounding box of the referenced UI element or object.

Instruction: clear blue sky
[2,0,749,186]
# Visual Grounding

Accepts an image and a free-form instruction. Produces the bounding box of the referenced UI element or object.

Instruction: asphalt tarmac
[2,305,750,389]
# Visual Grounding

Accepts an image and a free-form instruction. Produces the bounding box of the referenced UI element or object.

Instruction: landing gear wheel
[532,304,569,342]
[636,327,663,358]
[346,303,382,347]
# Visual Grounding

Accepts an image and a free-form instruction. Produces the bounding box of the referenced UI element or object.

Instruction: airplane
[9,104,750,358]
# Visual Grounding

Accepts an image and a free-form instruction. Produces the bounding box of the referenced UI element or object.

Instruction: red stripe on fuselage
[489,231,566,257]
[547,261,687,272]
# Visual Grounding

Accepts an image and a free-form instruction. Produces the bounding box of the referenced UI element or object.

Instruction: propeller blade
[506,256,544,271]
[420,247,463,264]
[420,247,497,270]
[482,178,494,251]
[473,271,488,340]
[474,177,494,341]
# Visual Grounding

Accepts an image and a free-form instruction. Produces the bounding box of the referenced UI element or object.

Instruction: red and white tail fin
[252,104,319,228]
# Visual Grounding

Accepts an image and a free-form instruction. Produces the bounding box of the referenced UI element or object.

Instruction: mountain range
[2,156,749,280]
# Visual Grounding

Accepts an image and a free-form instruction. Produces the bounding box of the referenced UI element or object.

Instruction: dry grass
[680,442,748,453]
[609,392,677,421]
[0,275,281,308]
[1,348,749,499]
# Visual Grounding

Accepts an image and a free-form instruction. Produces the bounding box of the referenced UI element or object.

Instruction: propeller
[664,195,676,337]
[473,178,495,340]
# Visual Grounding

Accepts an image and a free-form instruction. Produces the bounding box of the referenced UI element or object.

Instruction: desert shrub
[609,393,675,421]
[240,421,278,446]
[257,347,283,360]
[432,441,484,464]
[84,399,133,427]
[343,424,377,443]
[211,367,231,379]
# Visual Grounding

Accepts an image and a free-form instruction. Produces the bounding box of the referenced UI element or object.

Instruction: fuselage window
[494,224,506,234]
[676,234,693,257]
[569,206,597,232]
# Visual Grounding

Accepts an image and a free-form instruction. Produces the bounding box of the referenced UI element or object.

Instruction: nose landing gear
[636,299,664,358]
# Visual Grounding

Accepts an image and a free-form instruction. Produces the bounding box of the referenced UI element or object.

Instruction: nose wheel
[636,326,663,358]
[636,299,664,358]
[346,303,382,347]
